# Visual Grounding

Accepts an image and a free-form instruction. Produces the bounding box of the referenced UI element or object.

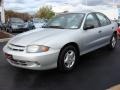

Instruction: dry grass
[0,31,12,39]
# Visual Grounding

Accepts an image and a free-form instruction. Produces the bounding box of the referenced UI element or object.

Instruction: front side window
[96,13,111,26]
[84,14,99,29]
[44,13,85,29]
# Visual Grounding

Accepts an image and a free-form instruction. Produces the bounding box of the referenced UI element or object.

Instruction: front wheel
[108,34,117,50]
[57,45,78,72]
[6,27,13,33]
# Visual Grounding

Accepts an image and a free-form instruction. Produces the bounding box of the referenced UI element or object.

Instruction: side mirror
[84,25,94,30]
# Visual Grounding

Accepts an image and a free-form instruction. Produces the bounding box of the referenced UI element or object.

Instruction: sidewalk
[0,31,13,42]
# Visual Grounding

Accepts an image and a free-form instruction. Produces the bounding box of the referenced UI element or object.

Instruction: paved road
[0,42,120,90]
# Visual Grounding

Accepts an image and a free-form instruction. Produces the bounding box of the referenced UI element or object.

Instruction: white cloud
[3,0,120,14]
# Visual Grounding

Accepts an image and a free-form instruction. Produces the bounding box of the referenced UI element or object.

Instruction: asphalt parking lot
[0,41,120,90]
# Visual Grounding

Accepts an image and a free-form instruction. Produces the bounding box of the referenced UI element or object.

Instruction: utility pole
[85,0,87,9]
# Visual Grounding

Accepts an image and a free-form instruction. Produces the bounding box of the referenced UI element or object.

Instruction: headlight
[27,45,49,53]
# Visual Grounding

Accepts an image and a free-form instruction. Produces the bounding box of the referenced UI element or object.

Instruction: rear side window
[96,13,111,26]
[84,14,99,28]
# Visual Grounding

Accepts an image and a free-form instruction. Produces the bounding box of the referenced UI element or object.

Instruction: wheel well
[61,42,80,55]
[114,31,117,36]
[113,31,118,39]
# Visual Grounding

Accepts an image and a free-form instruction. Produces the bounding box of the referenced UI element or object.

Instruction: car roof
[69,10,96,14]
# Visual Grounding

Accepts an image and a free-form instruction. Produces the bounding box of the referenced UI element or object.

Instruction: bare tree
[36,6,55,19]
[5,10,32,21]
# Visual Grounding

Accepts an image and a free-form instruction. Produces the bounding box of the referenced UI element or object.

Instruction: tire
[108,34,117,50]
[57,45,79,72]
[5,28,8,32]
[32,26,35,29]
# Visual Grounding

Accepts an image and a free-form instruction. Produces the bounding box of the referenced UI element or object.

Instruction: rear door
[95,12,114,45]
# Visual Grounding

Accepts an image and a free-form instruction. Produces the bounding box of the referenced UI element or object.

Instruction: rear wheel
[108,34,117,50]
[57,45,79,72]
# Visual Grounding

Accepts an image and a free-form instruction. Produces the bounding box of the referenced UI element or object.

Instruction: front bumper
[12,28,29,32]
[3,45,60,70]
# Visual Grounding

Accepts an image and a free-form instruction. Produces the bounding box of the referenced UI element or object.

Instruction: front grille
[18,25,24,28]
[8,43,25,52]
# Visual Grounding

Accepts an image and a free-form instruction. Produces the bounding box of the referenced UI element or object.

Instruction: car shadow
[9,45,119,89]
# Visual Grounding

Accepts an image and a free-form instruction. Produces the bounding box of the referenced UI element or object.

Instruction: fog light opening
[35,62,40,65]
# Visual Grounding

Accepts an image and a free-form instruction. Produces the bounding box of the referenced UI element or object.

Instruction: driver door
[81,13,102,54]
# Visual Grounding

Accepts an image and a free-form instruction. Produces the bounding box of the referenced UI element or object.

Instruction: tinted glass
[96,13,111,26]
[33,18,45,23]
[84,14,99,28]
[10,18,24,23]
[45,13,85,29]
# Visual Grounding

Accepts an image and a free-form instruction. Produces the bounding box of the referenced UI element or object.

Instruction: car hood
[9,28,71,46]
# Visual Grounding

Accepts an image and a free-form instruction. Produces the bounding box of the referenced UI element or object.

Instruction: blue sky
[4,0,120,14]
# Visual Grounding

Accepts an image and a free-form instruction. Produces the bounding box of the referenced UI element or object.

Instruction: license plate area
[5,53,13,60]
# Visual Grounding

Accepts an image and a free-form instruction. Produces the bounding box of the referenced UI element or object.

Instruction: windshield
[11,18,24,23]
[33,18,45,23]
[44,13,85,29]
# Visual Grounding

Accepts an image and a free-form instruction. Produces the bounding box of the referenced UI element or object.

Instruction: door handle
[98,31,102,33]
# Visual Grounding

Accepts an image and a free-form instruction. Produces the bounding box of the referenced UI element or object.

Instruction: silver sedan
[3,11,118,72]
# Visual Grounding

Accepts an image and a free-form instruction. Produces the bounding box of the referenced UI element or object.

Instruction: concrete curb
[1,31,14,37]
[0,38,11,42]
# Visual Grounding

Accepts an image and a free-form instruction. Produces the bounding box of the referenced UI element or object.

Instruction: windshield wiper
[43,25,65,29]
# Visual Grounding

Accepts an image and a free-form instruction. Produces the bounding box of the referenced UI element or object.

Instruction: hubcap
[112,36,116,48]
[64,50,76,68]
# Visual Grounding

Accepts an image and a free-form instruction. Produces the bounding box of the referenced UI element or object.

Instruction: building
[0,0,5,23]
[117,5,120,19]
